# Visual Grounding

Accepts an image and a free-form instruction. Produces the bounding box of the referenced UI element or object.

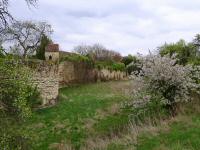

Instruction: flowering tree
[131,54,200,114]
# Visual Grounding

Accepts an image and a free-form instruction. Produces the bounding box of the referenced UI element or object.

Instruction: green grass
[22,81,132,150]
[93,109,131,136]
[21,80,200,150]
[136,107,200,150]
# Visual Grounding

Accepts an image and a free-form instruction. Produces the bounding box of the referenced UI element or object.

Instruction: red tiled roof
[45,44,59,52]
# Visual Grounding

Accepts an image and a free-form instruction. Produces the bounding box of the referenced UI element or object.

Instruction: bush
[124,91,168,125]
[126,60,142,75]
[95,61,125,71]
[111,62,125,71]
[131,54,200,115]
[0,57,40,149]
[60,53,92,64]
[121,55,137,66]
[158,38,200,66]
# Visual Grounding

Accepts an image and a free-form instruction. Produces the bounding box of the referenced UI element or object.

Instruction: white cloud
[7,0,200,55]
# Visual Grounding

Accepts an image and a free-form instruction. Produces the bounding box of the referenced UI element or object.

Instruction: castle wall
[59,61,96,86]
[97,69,126,82]
[30,61,59,106]
[59,61,126,86]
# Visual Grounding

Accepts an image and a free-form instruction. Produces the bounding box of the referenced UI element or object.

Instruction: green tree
[36,34,52,60]
[193,34,200,48]
[121,54,137,66]
[159,39,197,65]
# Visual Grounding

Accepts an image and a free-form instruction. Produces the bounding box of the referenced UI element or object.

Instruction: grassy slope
[23,81,132,150]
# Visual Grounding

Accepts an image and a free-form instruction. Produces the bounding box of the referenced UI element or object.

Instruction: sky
[8,0,200,55]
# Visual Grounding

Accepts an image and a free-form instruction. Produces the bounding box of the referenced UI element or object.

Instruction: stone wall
[96,69,126,82]
[59,61,96,86]
[29,60,126,106]
[30,61,59,106]
[59,61,126,86]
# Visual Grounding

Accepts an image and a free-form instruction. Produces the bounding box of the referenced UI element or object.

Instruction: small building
[45,44,59,62]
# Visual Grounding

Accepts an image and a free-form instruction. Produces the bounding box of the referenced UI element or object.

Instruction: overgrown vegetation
[1,1,200,148]
[60,45,127,71]
[60,53,92,63]
[159,34,200,65]
[0,56,40,149]
[95,61,125,71]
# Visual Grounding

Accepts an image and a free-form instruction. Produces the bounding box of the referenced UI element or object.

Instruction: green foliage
[0,118,32,150]
[0,57,40,149]
[60,53,92,64]
[111,62,125,71]
[0,58,33,119]
[95,61,125,71]
[121,54,142,75]
[61,53,126,71]
[126,60,141,75]
[121,54,137,66]
[36,35,52,60]
[159,39,200,65]
[193,34,200,48]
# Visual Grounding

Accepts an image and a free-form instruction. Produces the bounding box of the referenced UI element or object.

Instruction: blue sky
[9,0,200,55]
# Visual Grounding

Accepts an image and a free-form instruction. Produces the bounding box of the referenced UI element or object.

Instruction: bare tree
[73,44,93,55]
[0,0,37,34]
[74,43,122,62]
[4,20,52,58]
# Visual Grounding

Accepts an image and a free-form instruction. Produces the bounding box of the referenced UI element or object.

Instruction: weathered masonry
[32,62,59,106]
[31,44,60,106]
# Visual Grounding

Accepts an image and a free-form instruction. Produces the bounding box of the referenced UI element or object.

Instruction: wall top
[45,44,59,52]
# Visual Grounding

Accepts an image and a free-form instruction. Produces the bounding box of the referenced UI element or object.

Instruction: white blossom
[132,54,200,105]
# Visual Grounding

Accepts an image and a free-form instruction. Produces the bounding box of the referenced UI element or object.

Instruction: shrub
[0,57,39,149]
[111,62,125,71]
[126,60,142,75]
[0,58,34,119]
[124,91,168,125]
[60,53,92,63]
[121,54,137,66]
[131,54,200,115]
[95,61,125,71]
[158,38,200,66]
